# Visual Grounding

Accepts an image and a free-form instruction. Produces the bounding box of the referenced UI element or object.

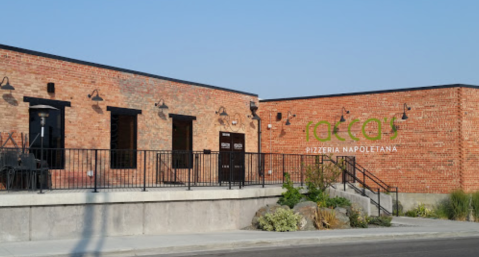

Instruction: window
[171,115,195,169]
[26,97,69,169]
[108,107,140,169]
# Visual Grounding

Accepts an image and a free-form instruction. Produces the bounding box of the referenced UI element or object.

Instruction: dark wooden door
[219,132,245,183]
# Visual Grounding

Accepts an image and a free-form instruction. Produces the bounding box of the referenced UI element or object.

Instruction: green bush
[258,208,302,232]
[277,173,304,208]
[432,198,452,219]
[449,190,469,221]
[405,210,417,217]
[368,216,392,227]
[326,196,351,208]
[472,192,479,220]
[348,206,368,228]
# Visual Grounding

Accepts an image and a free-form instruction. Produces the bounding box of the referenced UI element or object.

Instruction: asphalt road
[155,237,479,257]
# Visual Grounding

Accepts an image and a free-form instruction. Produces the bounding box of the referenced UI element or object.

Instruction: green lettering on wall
[348,119,360,141]
[390,117,398,140]
[305,121,313,142]
[333,121,345,141]
[314,121,331,142]
[362,118,382,141]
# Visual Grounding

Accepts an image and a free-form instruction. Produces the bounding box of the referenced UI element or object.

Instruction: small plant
[314,208,338,229]
[449,190,469,221]
[415,203,432,218]
[348,206,368,228]
[277,173,304,208]
[326,196,351,208]
[258,208,302,232]
[305,155,344,192]
[368,215,392,227]
[404,209,417,217]
[472,191,479,220]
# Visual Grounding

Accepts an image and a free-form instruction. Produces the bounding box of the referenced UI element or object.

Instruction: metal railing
[0,148,340,192]
[336,156,399,216]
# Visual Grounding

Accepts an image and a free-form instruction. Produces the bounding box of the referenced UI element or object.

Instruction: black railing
[0,148,340,192]
[0,148,399,216]
[336,156,399,216]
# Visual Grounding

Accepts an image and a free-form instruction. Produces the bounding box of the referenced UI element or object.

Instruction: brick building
[259,86,479,196]
[1,44,478,199]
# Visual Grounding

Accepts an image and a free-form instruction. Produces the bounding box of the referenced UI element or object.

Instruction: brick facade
[258,86,479,194]
[0,45,259,152]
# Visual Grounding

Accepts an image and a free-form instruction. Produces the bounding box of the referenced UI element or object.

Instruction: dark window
[29,106,65,169]
[172,119,192,168]
[111,114,137,169]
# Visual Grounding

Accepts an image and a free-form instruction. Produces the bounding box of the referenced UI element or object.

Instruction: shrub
[405,210,417,217]
[326,196,351,208]
[432,198,452,219]
[305,155,344,192]
[314,208,338,229]
[258,208,302,232]
[392,199,404,216]
[368,215,392,227]
[348,206,368,228]
[277,173,304,208]
[449,190,469,221]
[472,192,479,220]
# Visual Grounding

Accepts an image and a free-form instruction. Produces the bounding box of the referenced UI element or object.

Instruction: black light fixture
[216,106,228,116]
[29,104,58,194]
[285,111,296,126]
[249,101,260,120]
[340,107,349,122]
[0,76,14,91]
[402,103,411,120]
[88,89,104,102]
[155,99,169,110]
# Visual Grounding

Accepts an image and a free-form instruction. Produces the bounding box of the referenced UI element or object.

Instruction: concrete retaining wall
[397,192,448,211]
[0,188,282,243]
[327,188,371,216]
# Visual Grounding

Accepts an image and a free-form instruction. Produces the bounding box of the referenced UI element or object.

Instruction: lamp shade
[1,81,14,91]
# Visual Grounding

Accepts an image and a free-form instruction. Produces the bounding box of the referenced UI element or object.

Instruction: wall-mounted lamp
[249,101,260,120]
[155,99,169,110]
[216,106,228,116]
[340,107,349,122]
[0,76,14,91]
[285,111,296,126]
[402,103,411,120]
[88,89,104,102]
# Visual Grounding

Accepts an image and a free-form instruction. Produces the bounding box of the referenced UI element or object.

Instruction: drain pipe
[250,102,262,174]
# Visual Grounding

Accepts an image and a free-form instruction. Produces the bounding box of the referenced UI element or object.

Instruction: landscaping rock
[293,201,318,231]
[251,204,290,228]
[333,207,351,229]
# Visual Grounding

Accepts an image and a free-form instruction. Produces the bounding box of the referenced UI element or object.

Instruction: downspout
[250,101,262,174]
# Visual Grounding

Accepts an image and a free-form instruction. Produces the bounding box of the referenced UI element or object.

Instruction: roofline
[0,44,258,97]
[259,84,479,102]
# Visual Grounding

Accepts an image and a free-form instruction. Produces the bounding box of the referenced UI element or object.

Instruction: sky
[2,0,479,99]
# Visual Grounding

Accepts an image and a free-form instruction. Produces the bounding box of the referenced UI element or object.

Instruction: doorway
[219,132,245,183]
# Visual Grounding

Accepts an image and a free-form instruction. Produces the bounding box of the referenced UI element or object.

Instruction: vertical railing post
[93,149,98,193]
[363,171,366,196]
[229,153,232,190]
[143,151,147,192]
[300,155,304,187]
[262,154,265,188]
[282,154,285,184]
[378,188,381,217]
[218,152,222,186]
[396,187,399,217]
[188,164,191,191]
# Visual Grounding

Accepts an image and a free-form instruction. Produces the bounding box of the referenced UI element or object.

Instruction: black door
[219,132,245,183]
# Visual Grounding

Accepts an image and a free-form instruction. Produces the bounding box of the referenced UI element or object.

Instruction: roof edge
[0,44,258,97]
[259,84,479,102]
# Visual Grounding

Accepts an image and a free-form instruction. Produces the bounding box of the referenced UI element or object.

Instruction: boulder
[333,207,351,229]
[317,207,351,229]
[293,201,318,231]
[251,204,290,228]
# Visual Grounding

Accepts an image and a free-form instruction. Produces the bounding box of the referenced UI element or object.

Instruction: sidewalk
[1,217,479,257]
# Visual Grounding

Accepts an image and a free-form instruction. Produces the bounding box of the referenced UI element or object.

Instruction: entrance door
[219,132,245,183]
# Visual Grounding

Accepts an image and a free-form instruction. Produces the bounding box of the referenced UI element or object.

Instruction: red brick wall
[0,47,259,189]
[259,87,467,194]
[0,47,259,152]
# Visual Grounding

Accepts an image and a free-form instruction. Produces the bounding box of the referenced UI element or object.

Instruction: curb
[11,231,479,257]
